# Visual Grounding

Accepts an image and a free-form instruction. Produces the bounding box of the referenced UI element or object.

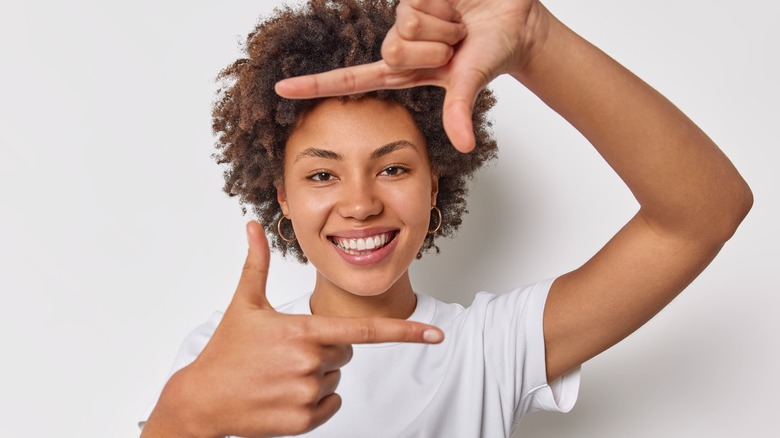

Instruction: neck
[309,271,417,319]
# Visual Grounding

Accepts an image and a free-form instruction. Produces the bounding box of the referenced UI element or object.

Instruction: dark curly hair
[212,0,497,262]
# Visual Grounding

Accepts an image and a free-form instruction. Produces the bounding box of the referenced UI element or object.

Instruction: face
[278,98,438,299]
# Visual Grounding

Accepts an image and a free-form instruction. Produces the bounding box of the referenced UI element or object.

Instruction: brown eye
[308,171,335,182]
[380,166,408,176]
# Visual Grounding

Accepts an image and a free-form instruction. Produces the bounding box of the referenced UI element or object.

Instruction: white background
[1,1,777,437]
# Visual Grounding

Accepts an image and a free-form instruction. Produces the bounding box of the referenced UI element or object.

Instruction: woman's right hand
[275,0,551,153]
[141,221,443,438]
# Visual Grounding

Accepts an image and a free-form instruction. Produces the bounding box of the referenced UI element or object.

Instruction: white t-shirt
[143,278,580,437]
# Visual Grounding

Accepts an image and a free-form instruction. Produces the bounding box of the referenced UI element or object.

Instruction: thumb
[229,220,273,311]
[442,70,486,153]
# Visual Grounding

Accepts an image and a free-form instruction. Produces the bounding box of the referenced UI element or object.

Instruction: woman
[141,0,752,436]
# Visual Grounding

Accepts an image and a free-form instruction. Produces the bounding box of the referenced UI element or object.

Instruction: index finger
[311,315,445,345]
[274,61,426,99]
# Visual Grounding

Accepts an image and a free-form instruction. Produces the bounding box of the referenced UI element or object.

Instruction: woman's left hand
[275,0,549,152]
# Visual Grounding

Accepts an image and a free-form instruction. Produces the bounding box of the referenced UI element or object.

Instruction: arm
[275,0,752,382]
[514,5,753,381]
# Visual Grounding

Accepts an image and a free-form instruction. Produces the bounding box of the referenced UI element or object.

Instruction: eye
[380,165,408,176]
[307,171,336,182]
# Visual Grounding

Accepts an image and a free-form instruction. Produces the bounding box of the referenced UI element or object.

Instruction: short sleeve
[166,311,224,374]
[480,278,580,421]
[138,312,224,429]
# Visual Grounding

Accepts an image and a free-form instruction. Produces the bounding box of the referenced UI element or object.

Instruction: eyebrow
[293,140,418,163]
[370,140,418,159]
[294,148,343,163]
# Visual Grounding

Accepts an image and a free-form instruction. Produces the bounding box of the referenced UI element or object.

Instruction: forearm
[513,5,753,380]
[512,6,752,242]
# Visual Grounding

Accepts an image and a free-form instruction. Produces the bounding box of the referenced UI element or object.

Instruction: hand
[274,0,548,152]
[144,221,443,438]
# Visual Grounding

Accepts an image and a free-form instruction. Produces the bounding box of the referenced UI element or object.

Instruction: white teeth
[333,232,394,254]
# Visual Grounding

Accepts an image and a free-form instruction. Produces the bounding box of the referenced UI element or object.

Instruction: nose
[337,179,382,221]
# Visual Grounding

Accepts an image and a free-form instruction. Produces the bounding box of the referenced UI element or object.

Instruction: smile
[330,231,397,255]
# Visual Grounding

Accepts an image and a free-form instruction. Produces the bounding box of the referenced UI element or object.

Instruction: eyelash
[379,165,409,176]
[305,165,409,183]
[306,170,336,182]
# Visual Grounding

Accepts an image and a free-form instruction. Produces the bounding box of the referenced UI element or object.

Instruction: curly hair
[212,0,497,262]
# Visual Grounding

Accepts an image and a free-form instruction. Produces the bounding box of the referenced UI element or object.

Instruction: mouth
[329,231,398,256]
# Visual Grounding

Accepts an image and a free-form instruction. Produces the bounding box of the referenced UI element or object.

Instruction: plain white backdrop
[1,0,777,436]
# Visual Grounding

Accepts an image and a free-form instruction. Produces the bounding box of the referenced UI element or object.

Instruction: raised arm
[513,5,752,380]
[276,0,753,382]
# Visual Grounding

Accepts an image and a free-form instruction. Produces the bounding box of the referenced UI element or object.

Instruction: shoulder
[418,278,555,338]
[482,278,555,326]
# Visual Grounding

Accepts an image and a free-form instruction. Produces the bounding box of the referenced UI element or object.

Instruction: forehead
[285,98,427,158]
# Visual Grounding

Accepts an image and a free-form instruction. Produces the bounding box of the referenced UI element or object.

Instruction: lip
[328,228,400,266]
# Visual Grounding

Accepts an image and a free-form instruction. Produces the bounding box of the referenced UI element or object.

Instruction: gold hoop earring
[428,206,442,234]
[277,215,296,242]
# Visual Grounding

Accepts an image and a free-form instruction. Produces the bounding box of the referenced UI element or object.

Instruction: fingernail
[423,329,444,343]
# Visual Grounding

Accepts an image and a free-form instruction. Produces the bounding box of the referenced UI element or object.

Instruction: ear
[430,174,439,206]
[276,186,290,216]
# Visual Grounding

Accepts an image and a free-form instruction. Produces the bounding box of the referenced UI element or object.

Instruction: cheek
[386,182,433,230]
[287,195,332,261]
[286,190,334,232]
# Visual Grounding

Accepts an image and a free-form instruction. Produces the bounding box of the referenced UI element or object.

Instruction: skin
[275,0,753,382]
[142,74,443,438]
[142,221,444,438]
[278,98,439,319]
[144,0,753,436]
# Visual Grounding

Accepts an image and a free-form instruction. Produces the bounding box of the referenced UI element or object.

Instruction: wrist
[508,6,587,89]
[505,1,553,78]
[144,367,222,438]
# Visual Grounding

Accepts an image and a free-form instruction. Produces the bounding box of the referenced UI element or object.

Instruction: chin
[336,280,396,298]
[317,267,409,299]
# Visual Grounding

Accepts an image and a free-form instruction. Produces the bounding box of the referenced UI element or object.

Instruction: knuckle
[240,257,268,280]
[291,350,322,375]
[433,45,454,66]
[288,408,318,434]
[398,14,422,39]
[240,258,254,277]
[342,69,358,94]
[343,344,354,363]
[403,0,423,10]
[280,322,306,344]
[330,369,342,387]
[297,317,317,336]
[311,77,321,97]
[404,323,419,341]
[357,322,378,343]
[293,376,322,404]
[289,315,322,340]
[381,39,404,66]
